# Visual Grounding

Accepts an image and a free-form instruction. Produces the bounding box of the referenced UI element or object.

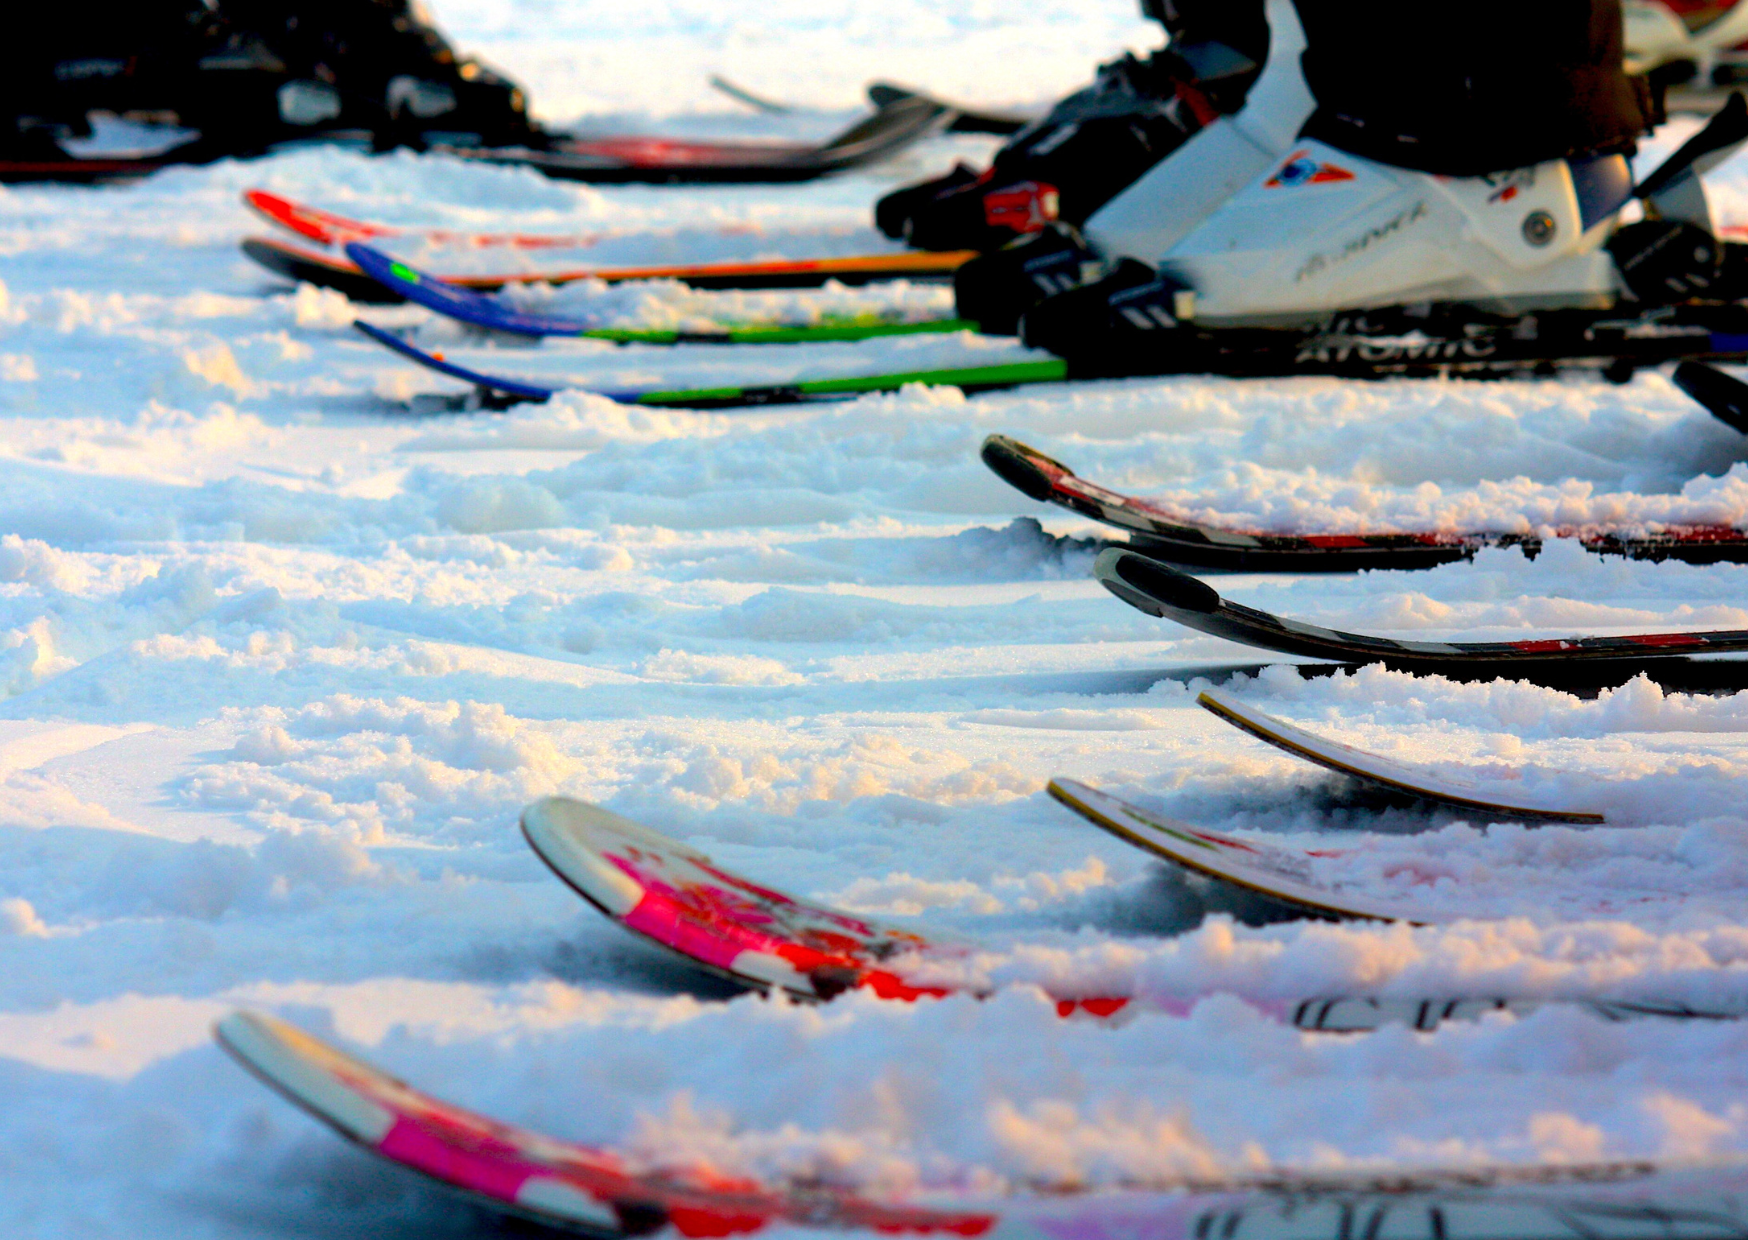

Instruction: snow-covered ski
[1196,689,1606,824]
[217,1008,1748,1239]
[243,233,973,303]
[443,90,954,184]
[352,319,1064,407]
[982,435,1748,569]
[345,242,975,342]
[1093,547,1748,673]
[1049,777,1424,922]
[521,796,1734,1028]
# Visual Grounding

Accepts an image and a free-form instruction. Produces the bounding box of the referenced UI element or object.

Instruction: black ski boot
[1019,260,1188,368]
[953,225,1104,335]
[875,163,982,241]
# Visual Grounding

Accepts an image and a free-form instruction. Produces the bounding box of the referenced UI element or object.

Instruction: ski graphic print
[982,435,1748,569]
[218,1008,1748,1240]
[1196,689,1606,824]
[1093,547,1748,672]
[345,243,976,343]
[521,797,964,1003]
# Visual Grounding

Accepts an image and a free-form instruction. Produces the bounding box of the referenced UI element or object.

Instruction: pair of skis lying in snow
[248,190,1748,404]
[241,189,978,304]
[218,720,1747,1237]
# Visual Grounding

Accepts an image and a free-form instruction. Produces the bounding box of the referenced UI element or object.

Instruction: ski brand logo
[1295,200,1429,283]
[1485,167,1537,204]
[1267,151,1356,188]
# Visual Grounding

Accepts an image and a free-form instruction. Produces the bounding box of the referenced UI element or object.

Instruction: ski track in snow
[10,7,1748,1237]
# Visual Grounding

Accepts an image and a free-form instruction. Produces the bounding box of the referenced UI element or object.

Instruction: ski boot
[951,0,1314,332]
[1024,98,1748,378]
[875,0,1269,254]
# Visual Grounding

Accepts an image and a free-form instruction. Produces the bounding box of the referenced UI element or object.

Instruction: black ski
[983,434,1748,570]
[1093,546,1748,677]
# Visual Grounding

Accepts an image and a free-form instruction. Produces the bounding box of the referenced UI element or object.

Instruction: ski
[218,1008,1748,1239]
[1675,358,1748,433]
[981,434,1748,569]
[353,319,1064,407]
[522,796,1739,1030]
[215,1009,995,1237]
[441,90,954,184]
[243,188,616,250]
[345,242,976,342]
[708,78,1033,136]
[1093,547,1748,673]
[1196,689,1605,824]
[243,233,974,303]
[1051,777,1431,922]
[522,796,968,1004]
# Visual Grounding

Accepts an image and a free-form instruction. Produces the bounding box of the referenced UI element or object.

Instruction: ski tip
[979,435,1062,501]
[1674,360,1748,434]
[344,240,413,288]
[1092,549,1222,617]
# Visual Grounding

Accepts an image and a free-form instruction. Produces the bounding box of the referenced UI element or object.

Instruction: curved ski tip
[1092,548,1222,617]
[979,434,1063,501]
[520,796,702,917]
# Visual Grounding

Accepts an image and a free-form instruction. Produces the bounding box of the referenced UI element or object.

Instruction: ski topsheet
[1094,547,1748,672]
[1195,689,1606,824]
[242,233,975,303]
[218,1009,1748,1239]
[441,90,954,184]
[345,242,975,343]
[981,434,1748,569]
[521,796,1737,1028]
[352,319,1066,408]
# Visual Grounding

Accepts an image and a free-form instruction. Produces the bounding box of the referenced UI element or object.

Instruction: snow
[9,3,1748,1236]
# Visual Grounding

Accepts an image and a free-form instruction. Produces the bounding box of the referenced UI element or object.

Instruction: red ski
[243,188,621,249]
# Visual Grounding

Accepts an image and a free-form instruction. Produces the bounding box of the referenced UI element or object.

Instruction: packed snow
[10,3,1748,1237]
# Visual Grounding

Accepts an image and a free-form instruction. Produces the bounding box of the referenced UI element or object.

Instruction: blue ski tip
[352,319,561,401]
[344,242,589,338]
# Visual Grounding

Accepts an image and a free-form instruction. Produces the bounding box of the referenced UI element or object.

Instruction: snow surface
[11,4,1748,1237]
